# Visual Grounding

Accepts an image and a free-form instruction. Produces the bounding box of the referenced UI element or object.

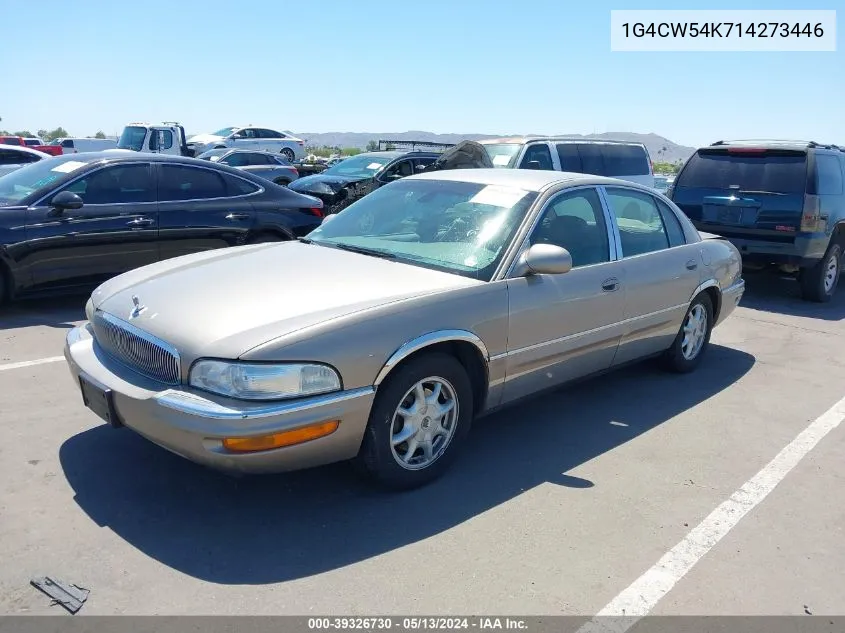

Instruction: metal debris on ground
[30,576,90,614]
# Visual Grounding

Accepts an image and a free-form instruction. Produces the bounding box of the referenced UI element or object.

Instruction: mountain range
[293,131,696,163]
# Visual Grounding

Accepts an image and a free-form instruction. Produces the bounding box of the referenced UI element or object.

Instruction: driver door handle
[225,213,250,221]
[686,259,698,270]
[602,278,620,292]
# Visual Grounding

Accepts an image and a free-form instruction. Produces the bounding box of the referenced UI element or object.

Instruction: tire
[273,178,290,187]
[799,243,841,303]
[355,352,473,490]
[661,292,714,374]
[246,233,284,244]
[281,148,295,162]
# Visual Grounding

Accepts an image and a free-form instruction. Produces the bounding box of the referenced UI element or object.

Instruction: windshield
[676,149,808,194]
[212,127,238,137]
[322,154,392,178]
[197,149,231,162]
[0,155,91,206]
[482,143,522,168]
[117,126,147,151]
[306,179,538,281]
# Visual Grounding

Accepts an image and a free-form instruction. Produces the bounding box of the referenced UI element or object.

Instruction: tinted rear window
[676,149,808,194]
[555,143,649,176]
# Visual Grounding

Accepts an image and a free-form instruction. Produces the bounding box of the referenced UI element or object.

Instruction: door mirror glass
[50,190,84,210]
[513,243,572,277]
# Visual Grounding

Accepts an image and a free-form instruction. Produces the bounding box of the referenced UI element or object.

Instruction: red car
[0,136,63,156]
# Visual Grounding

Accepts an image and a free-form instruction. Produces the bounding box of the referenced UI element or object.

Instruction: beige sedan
[64,168,745,490]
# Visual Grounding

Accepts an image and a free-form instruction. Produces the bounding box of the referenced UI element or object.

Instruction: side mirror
[157,130,167,151]
[512,243,572,277]
[50,190,84,211]
[524,160,542,170]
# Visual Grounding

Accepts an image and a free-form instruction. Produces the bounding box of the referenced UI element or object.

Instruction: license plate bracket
[78,373,122,428]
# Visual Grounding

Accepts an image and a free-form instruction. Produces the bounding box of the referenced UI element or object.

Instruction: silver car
[64,169,745,490]
[196,148,300,185]
[0,143,48,177]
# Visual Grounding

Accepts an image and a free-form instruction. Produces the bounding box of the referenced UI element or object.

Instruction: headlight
[188,360,341,400]
[85,298,94,321]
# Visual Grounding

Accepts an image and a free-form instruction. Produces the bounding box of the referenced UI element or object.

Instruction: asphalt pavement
[0,272,843,617]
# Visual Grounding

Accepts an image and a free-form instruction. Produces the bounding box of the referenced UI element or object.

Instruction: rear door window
[159,165,228,201]
[656,199,687,247]
[676,149,808,193]
[556,144,582,171]
[601,145,649,176]
[815,154,843,195]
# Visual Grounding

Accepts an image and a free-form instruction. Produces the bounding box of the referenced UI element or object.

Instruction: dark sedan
[287,150,442,214]
[0,151,324,302]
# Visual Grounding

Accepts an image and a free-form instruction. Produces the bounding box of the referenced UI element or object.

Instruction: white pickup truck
[117,122,195,157]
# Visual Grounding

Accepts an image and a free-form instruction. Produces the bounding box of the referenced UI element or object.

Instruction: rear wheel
[799,243,841,303]
[354,353,473,490]
[281,148,295,162]
[661,292,714,373]
[273,178,291,187]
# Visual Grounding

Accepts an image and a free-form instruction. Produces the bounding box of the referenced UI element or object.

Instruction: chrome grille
[92,311,181,385]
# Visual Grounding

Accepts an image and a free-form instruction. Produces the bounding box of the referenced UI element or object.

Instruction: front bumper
[63,324,375,474]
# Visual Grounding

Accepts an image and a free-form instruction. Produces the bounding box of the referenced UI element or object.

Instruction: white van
[50,137,118,154]
[478,137,655,187]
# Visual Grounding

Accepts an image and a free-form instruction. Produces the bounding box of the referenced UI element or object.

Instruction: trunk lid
[671,147,808,239]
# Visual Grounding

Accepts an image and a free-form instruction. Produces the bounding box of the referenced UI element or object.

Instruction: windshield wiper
[331,243,397,259]
[297,237,313,244]
[738,190,788,196]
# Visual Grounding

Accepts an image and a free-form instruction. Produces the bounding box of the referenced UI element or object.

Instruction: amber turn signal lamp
[222,420,340,453]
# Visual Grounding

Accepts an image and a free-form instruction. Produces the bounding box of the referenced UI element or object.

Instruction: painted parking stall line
[0,356,65,372]
[578,393,845,633]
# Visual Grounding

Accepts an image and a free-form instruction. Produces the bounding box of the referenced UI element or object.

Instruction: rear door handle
[602,277,620,292]
[225,213,250,220]
[686,259,698,270]
[126,217,154,227]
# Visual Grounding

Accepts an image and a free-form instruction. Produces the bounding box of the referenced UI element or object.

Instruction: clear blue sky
[1,0,841,147]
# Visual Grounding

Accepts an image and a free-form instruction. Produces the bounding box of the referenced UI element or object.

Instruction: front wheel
[799,243,841,303]
[661,292,713,373]
[281,148,295,162]
[354,353,473,490]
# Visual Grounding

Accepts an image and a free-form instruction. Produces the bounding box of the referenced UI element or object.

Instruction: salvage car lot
[1,275,844,615]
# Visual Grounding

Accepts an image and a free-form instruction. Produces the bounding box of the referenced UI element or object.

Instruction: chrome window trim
[30,159,266,208]
[155,385,375,420]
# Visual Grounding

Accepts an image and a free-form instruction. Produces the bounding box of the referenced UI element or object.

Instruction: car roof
[407,168,647,193]
[478,136,647,148]
[703,139,844,152]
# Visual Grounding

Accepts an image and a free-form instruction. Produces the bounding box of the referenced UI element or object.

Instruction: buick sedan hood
[92,242,480,362]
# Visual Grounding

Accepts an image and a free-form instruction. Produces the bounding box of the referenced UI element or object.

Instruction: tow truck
[116,122,195,157]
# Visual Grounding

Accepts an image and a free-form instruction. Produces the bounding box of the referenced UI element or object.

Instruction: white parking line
[578,393,845,633]
[0,356,65,372]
